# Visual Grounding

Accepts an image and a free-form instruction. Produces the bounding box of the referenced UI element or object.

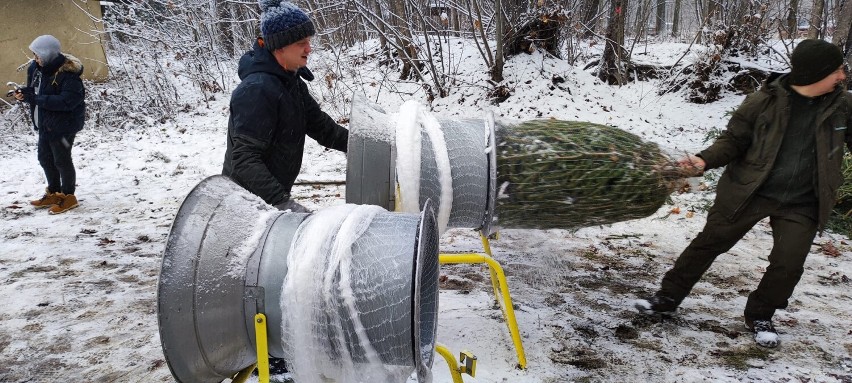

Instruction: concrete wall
[1,0,108,100]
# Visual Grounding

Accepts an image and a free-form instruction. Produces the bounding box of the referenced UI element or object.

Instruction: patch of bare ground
[710,346,772,370]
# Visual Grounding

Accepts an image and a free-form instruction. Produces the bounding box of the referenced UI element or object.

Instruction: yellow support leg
[395,188,524,369]
[231,313,270,383]
[440,234,527,369]
[479,233,503,311]
[255,313,270,383]
[231,313,271,382]
[231,364,257,383]
[435,343,477,383]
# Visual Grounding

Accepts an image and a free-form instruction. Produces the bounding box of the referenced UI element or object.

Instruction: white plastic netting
[279,204,422,383]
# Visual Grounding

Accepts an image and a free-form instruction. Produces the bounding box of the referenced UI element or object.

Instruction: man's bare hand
[677,154,705,176]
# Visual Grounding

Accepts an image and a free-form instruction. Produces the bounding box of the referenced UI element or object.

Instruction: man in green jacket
[636,39,851,348]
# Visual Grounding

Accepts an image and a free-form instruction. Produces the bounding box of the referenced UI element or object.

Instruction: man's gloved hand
[17,87,35,104]
[274,198,311,213]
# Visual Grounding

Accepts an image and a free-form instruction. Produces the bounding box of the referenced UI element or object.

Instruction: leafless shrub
[97,0,259,124]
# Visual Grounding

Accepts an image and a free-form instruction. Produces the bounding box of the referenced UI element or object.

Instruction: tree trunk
[598,0,628,85]
[370,0,389,58]
[786,0,799,39]
[694,0,703,26]
[582,0,602,38]
[671,0,681,37]
[302,0,325,33]
[834,0,852,68]
[633,0,644,40]
[388,0,417,80]
[451,7,461,37]
[216,0,234,55]
[704,0,717,26]
[234,2,258,48]
[697,0,716,44]
[655,0,666,36]
[808,0,825,38]
[491,0,505,82]
[471,0,494,67]
[631,0,649,43]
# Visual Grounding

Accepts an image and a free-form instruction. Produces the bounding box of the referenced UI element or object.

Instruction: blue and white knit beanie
[29,35,61,63]
[259,0,315,51]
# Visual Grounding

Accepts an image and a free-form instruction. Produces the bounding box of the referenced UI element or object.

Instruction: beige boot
[30,188,62,208]
[49,193,79,215]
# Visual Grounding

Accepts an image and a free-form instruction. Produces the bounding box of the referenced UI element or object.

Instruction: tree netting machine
[157,97,679,382]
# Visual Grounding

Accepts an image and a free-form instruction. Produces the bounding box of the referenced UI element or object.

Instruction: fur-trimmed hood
[35,53,84,78]
[56,53,84,76]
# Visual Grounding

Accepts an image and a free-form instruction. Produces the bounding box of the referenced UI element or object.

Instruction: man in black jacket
[222,0,348,213]
[16,35,85,215]
[636,39,851,348]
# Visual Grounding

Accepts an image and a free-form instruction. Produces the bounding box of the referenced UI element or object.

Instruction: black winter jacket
[222,41,348,205]
[25,53,86,139]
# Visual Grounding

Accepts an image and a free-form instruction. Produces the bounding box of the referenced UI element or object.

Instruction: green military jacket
[699,74,852,230]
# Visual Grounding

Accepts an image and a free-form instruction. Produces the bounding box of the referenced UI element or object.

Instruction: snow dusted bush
[91,0,259,129]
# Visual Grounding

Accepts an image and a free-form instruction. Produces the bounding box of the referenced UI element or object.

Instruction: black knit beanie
[259,0,315,51]
[789,39,844,86]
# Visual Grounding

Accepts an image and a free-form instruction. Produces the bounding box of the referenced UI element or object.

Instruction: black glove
[274,199,311,213]
[18,87,35,104]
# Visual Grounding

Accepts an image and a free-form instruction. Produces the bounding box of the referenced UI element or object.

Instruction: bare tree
[835,0,852,67]
[91,0,831,114]
[631,0,653,48]
[808,0,826,38]
[466,0,494,68]
[216,0,235,55]
[581,0,602,37]
[387,0,419,80]
[598,0,629,84]
[786,0,800,38]
[492,0,505,82]
[695,0,717,43]
[93,0,258,125]
[408,0,449,98]
[671,0,682,37]
[370,0,390,58]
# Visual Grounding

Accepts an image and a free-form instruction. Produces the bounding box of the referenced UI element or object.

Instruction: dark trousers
[659,195,818,320]
[37,133,77,195]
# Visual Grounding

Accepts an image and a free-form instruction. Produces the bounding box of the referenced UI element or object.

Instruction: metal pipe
[157,175,440,383]
[346,97,497,235]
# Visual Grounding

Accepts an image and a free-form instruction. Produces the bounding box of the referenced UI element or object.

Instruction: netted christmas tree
[494,119,682,229]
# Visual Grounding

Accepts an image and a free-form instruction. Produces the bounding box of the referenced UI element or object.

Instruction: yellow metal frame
[398,184,526,369]
[435,343,477,383]
[231,363,256,383]
[439,232,527,369]
[237,315,481,383]
[232,313,270,383]
[255,313,271,382]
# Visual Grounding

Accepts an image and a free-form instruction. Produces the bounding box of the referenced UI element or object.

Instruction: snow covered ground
[1,39,851,382]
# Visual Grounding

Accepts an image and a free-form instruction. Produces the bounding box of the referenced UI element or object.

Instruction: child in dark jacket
[16,35,86,215]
